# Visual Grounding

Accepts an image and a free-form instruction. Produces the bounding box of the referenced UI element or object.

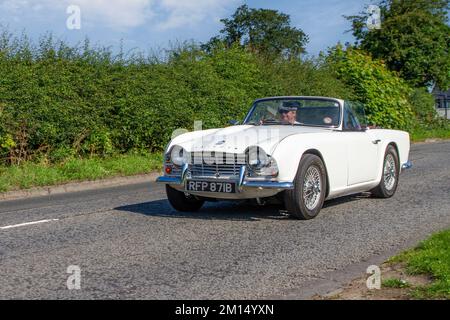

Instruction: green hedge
[1,32,433,166]
[0,34,351,165]
[327,46,416,130]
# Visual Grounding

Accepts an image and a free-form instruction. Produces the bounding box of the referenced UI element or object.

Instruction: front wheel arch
[284,153,328,219]
[301,149,330,199]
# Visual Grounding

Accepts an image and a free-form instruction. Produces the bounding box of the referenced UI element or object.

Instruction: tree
[346,0,450,89]
[203,5,308,60]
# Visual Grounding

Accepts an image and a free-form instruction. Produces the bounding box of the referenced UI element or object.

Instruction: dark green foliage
[346,0,450,89]
[0,24,440,167]
[327,46,415,130]
[261,57,353,99]
[409,88,438,124]
[0,31,347,165]
[203,5,308,59]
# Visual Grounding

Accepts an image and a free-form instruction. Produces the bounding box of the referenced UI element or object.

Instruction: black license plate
[186,180,236,193]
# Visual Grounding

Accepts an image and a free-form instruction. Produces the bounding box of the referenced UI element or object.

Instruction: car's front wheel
[284,154,327,220]
[166,185,205,212]
[371,145,399,198]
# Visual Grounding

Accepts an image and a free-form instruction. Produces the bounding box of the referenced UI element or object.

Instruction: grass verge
[315,229,450,300]
[0,127,449,194]
[382,278,411,289]
[410,126,450,142]
[388,229,450,299]
[0,152,162,193]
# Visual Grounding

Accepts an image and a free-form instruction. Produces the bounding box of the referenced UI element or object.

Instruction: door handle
[372,139,381,144]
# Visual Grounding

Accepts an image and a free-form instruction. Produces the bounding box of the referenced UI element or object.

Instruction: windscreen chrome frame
[243,96,343,129]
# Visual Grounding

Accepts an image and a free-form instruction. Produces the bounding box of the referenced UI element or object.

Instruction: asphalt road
[0,141,449,299]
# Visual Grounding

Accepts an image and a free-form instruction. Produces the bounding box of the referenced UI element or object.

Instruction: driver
[279,101,301,125]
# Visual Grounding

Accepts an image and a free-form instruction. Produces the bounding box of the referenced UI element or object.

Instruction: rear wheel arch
[387,142,400,171]
[371,144,400,198]
[377,142,400,177]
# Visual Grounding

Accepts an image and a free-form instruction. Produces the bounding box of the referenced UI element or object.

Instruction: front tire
[284,154,327,220]
[166,185,205,212]
[371,145,399,198]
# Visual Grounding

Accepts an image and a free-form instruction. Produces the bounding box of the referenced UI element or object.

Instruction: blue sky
[0,0,372,56]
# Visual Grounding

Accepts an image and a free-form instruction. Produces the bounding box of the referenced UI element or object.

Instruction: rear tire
[371,145,399,198]
[166,185,205,212]
[284,154,327,220]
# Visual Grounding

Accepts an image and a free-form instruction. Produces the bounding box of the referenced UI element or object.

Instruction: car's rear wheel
[166,185,205,212]
[284,154,327,220]
[371,145,399,198]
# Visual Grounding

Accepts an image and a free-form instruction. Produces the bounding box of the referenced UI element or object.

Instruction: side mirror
[229,120,240,126]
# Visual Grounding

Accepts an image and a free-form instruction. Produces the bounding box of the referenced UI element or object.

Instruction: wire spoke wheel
[285,154,326,220]
[383,153,396,191]
[371,145,399,199]
[302,165,322,211]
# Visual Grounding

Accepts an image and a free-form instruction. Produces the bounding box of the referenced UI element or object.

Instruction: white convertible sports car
[157,96,411,219]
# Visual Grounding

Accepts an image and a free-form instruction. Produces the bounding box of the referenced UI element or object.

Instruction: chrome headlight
[168,145,189,167]
[246,146,278,177]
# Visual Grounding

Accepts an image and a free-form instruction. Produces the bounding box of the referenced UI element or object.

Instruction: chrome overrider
[156,164,294,191]
[401,161,412,170]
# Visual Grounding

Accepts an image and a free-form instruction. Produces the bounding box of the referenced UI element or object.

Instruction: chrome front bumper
[156,176,294,190]
[156,164,294,190]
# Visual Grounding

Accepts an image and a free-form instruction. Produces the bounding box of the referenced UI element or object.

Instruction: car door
[342,102,380,186]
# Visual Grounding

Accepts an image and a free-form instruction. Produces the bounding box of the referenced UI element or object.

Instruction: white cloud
[157,0,238,29]
[0,0,154,29]
[0,0,237,30]
[0,0,29,12]
[72,0,154,29]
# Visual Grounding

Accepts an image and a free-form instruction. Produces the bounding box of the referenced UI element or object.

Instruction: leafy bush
[409,88,438,124]
[1,30,441,168]
[260,57,352,99]
[0,32,352,165]
[327,46,416,130]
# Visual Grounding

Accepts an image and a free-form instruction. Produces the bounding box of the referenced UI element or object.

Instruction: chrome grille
[191,163,239,177]
[190,152,245,178]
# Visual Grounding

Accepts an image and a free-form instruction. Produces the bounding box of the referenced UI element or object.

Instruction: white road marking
[0,219,59,230]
